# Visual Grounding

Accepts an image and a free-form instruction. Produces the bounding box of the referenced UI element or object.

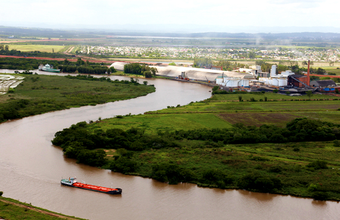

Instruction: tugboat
[39,64,60,73]
[61,177,122,195]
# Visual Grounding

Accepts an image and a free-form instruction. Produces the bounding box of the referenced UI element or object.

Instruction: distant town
[76,45,340,63]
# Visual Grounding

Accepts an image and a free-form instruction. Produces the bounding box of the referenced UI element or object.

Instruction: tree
[248,52,256,59]
[76,58,85,66]
[109,66,117,73]
[316,68,326,75]
[63,59,70,65]
[144,71,152,78]
[5,45,9,51]
[306,91,313,100]
[150,67,158,76]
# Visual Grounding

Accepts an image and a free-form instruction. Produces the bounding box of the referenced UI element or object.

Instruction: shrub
[333,140,340,147]
[269,165,282,173]
[238,173,282,192]
[307,160,328,170]
[293,147,300,152]
[312,191,328,201]
[151,163,193,184]
[307,183,318,192]
[0,191,3,196]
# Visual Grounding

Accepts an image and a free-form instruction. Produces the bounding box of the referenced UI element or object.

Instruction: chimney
[307,60,310,87]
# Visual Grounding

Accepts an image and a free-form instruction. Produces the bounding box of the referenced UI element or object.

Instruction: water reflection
[311,200,327,206]
[238,189,276,202]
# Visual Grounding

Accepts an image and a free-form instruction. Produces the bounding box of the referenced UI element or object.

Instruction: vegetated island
[52,92,340,201]
[0,73,155,123]
[0,193,85,220]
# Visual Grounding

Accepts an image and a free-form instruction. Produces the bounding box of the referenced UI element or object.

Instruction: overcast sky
[1,0,339,33]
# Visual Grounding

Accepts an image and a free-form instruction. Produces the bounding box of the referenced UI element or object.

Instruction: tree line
[123,63,158,78]
[0,57,116,75]
[52,117,340,167]
[0,45,70,58]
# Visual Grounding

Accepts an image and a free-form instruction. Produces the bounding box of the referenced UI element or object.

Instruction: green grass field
[0,197,84,220]
[92,93,340,132]
[5,44,65,53]
[322,66,340,75]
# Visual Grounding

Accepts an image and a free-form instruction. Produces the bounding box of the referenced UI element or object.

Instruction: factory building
[216,74,254,87]
[310,80,337,88]
[288,75,309,88]
[258,65,294,87]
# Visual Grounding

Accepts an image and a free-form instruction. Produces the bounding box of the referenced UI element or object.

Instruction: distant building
[288,75,309,88]
[216,74,254,88]
[258,65,293,87]
[310,80,337,88]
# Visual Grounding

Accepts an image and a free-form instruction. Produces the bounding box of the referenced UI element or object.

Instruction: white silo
[270,65,277,77]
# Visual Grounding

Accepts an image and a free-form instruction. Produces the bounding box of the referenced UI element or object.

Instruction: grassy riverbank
[0,196,84,219]
[0,73,155,123]
[52,92,340,200]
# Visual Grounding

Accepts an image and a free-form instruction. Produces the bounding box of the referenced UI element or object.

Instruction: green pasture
[90,113,231,134]
[322,66,340,75]
[95,92,340,132]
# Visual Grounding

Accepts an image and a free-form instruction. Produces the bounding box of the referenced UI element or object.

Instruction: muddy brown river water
[0,70,339,220]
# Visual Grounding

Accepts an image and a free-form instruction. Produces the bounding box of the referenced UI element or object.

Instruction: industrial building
[110,61,256,82]
[310,80,337,88]
[288,75,309,87]
[258,65,294,87]
[215,74,254,87]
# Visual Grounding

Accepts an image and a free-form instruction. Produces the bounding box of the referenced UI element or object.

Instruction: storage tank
[270,65,277,77]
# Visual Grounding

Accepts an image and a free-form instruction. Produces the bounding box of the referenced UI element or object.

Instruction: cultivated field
[4,45,65,53]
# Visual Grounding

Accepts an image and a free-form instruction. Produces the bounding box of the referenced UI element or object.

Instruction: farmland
[5,44,65,53]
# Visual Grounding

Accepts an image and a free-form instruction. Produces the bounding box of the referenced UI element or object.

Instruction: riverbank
[0,73,155,123]
[0,196,84,219]
[52,92,340,201]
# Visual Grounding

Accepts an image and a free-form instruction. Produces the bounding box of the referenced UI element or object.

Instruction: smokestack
[307,60,310,87]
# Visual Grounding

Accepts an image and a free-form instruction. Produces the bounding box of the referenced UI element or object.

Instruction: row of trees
[171,118,340,144]
[0,46,69,58]
[123,63,158,78]
[0,57,116,74]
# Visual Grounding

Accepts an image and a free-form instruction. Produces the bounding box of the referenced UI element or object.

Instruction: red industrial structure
[307,60,310,87]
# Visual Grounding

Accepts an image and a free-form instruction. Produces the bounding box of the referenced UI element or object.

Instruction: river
[0,70,339,220]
